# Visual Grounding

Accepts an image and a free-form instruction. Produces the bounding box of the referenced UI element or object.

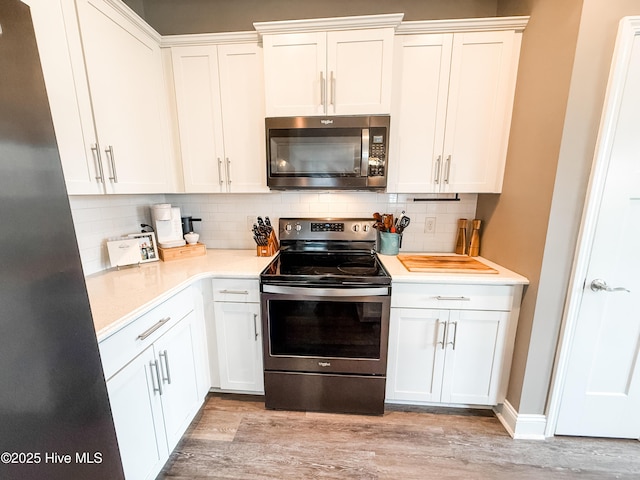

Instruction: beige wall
[483,0,640,415]
[130,0,498,34]
[477,0,583,412]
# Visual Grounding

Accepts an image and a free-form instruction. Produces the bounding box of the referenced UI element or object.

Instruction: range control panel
[280,218,375,241]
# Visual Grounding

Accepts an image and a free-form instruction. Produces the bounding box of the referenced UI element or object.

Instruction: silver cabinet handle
[320,71,326,110]
[226,158,232,185]
[330,70,335,106]
[434,296,470,301]
[105,145,117,183]
[447,321,458,350]
[436,320,447,350]
[434,155,441,184]
[136,317,171,341]
[217,157,224,186]
[590,278,630,293]
[253,313,259,341]
[150,360,163,395]
[91,143,104,183]
[159,350,172,384]
[219,289,249,295]
[444,155,451,184]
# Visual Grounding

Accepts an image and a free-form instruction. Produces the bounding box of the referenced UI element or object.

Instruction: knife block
[257,231,279,257]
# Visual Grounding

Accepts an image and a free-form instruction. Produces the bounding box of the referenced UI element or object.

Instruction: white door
[214,302,264,393]
[326,28,394,115]
[107,347,168,480]
[555,27,640,438]
[262,32,326,116]
[171,45,226,192]
[217,43,268,193]
[154,313,201,451]
[76,0,173,194]
[442,31,516,193]
[386,308,447,402]
[387,34,452,193]
[441,310,508,405]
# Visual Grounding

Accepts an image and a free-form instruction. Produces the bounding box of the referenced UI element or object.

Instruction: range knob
[352,224,360,232]
[295,224,302,232]
[363,224,370,233]
[285,224,292,232]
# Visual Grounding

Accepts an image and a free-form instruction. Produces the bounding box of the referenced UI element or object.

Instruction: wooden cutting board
[397,255,499,274]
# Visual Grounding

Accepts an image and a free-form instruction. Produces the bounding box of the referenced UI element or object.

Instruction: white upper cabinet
[388,19,526,194]
[169,40,267,193]
[28,0,176,194]
[256,14,402,117]
[76,0,175,194]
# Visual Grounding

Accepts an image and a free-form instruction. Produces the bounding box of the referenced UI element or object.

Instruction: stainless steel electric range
[260,218,391,415]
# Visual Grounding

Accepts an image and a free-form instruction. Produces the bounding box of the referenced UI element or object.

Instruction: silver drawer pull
[150,360,163,395]
[434,296,470,301]
[219,289,249,295]
[136,317,171,340]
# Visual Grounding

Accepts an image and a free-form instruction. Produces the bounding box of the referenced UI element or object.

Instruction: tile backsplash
[70,192,477,276]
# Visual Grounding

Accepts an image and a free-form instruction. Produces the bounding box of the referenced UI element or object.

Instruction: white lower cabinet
[386,283,519,407]
[101,287,206,480]
[210,279,264,394]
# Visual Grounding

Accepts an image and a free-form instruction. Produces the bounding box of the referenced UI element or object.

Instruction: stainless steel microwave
[266,115,390,190]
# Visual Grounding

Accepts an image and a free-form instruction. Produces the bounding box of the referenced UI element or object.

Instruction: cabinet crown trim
[253,13,404,36]
[161,31,259,47]
[101,0,162,43]
[396,16,529,35]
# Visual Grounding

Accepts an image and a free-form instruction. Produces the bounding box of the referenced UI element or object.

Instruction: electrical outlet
[425,217,436,234]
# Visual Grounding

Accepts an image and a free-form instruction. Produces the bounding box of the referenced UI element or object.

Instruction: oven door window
[269,128,363,177]
[268,299,382,359]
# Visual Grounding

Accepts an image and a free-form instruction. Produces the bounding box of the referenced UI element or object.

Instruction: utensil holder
[379,232,400,255]
[257,231,279,257]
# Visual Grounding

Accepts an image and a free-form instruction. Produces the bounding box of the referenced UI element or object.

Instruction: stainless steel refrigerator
[0,2,124,478]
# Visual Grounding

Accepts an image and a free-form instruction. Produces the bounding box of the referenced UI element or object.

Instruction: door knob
[589,278,630,293]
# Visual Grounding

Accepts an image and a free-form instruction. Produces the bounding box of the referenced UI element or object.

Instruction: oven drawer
[391,283,514,311]
[212,278,260,303]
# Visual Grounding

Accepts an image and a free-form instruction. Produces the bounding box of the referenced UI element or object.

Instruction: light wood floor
[158,394,640,479]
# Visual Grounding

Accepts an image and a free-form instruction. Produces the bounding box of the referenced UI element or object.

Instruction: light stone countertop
[377,253,529,285]
[87,249,275,341]
[87,249,528,342]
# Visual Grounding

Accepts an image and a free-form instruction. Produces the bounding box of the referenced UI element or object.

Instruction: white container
[184,232,199,245]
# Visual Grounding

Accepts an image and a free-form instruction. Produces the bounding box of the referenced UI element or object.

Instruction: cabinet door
[386,308,447,402]
[326,28,394,115]
[387,34,452,193]
[107,348,168,480]
[214,302,264,393]
[440,310,508,405]
[217,43,268,193]
[263,32,326,116]
[27,0,104,194]
[442,31,517,193]
[171,45,225,192]
[76,0,174,194]
[154,312,201,452]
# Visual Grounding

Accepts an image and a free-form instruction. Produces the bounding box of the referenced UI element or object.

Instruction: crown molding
[253,13,404,36]
[396,16,529,35]
[161,31,259,47]
[102,0,161,43]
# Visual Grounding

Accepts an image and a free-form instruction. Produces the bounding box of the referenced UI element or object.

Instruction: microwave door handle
[360,128,370,177]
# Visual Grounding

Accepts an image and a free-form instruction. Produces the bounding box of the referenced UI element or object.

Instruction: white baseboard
[494,400,547,440]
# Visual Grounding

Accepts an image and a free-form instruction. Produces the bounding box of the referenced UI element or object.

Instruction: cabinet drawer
[391,283,514,311]
[212,278,260,303]
[100,287,195,380]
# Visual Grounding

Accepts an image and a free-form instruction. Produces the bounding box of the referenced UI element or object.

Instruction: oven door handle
[262,284,389,297]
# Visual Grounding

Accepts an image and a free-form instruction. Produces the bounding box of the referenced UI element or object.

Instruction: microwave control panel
[368,128,387,177]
